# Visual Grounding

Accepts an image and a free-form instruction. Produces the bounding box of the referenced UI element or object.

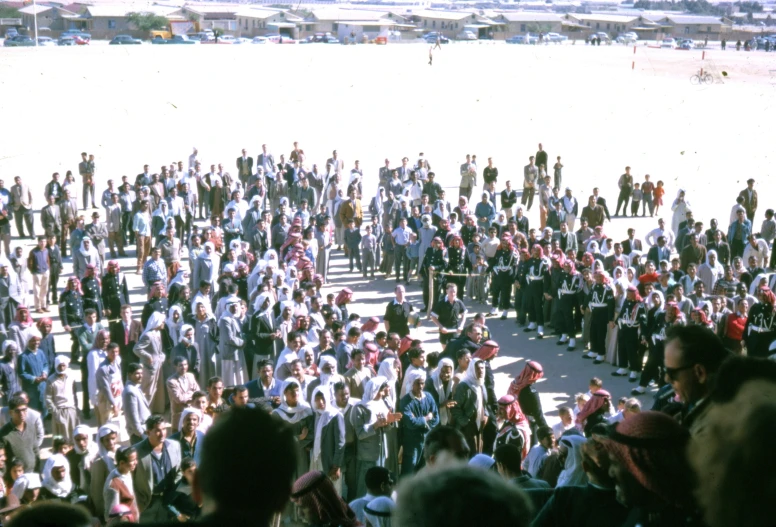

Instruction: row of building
[5,1,740,41]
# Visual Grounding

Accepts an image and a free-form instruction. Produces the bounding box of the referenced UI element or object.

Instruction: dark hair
[351,349,365,359]
[127,362,143,374]
[192,390,207,400]
[198,408,296,519]
[347,327,362,339]
[116,446,136,465]
[181,457,197,472]
[8,396,26,411]
[665,325,730,374]
[145,414,166,431]
[234,385,248,395]
[710,356,776,404]
[423,425,470,463]
[537,426,554,442]
[257,359,273,371]
[333,381,347,393]
[84,308,97,317]
[493,444,523,474]
[408,348,424,361]
[173,356,188,366]
[426,351,440,370]
[208,376,223,388]
[364,466,393,493]
[456,349,472,361]
[4,502,92,527]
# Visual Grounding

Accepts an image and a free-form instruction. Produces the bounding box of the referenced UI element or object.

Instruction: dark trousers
[69,331,80,361]
[491,276,511,309]
[557,295,576,334]
[401,436,424,477]
[394,245,408,280]
[731,238,745,259]
[14,207,34,237]
[343,444,358,501]
[521,187,535,211]
[615,190,631,216]
[348,247,362,271]
[617,327,641,370]
[80,358,91,416]
[525,282,544,324]
[121,212,134,245]
[639,342,665,388]
[48,271,59,303]
[630,201,641,216]
[515,285,527,324]
[642,195,655,216]
[590,308,608,355]
[82,182,95,209]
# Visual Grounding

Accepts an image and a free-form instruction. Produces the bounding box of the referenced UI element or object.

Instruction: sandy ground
[1,42,775,436]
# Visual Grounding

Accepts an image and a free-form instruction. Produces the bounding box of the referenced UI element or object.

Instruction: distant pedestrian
[429,46,433,66]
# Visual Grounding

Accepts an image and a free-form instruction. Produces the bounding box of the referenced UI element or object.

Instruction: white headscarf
[179,324,194,345]
[253,292,272,315]
[200,242,218,262]
[166,305,183,344]
[556,435,589,487]
[430,358,454,425]
[273,379,312,424]
[318,355,338,386]
[168,268,189,291]
[359,375,389,426]
[96,424,118,473]
[402,368,427,399]
[461,359,485,428]
[275,346,299,380]
[41,454,73,498]
[377,358,399,407]
[364,496,395,527]
[142,311,166,337]
[311,386,340,463]
[11,473,42,500]
[178,406,203,433]
[79,237,99,259]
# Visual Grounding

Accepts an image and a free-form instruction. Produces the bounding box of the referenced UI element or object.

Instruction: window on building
[707,26,711,32]
[432,20,435,28]
[108,19,115,29]
[306,24,312,31]
[520,23,526,31]
[333,23,338,30]
[424,20,427,27]
[455,23,458,28]
[596,22,600,29]
[685,26,690,34]
[606,23,610,29]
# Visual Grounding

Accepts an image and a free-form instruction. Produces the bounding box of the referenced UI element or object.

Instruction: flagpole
[32,0,39,46]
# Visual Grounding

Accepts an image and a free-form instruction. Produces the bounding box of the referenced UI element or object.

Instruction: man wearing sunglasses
[663,325,730,436]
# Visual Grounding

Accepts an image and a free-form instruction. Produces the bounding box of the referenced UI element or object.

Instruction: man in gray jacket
[132,414,182,522]
[219,300,246,387]
[122,362,150,444]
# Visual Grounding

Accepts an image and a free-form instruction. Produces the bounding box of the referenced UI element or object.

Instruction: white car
[218,35,237,44]
[456,30,477,41]
[252,36,270,44]
[616,32,638,44]
[661,37,677,49]
[546,32,568,43]
[37,36,57,46]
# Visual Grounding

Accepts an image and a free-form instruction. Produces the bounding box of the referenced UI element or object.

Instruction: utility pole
[32,0,39,46]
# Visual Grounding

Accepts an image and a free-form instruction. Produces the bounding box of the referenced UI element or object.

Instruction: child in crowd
[653,180,665,215]
[586,377,603,397]
[573,392,590,420]
[467,254,489,304]
[472,313,490,342]
[344,219,362,272]
[406,233,420,281]
[361,225,377,279]
[630,183,643,217]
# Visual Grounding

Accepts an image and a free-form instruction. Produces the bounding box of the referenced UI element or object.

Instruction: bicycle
[690,70,714,85]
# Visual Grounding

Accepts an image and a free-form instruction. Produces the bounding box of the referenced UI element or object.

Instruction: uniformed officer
[59,276,85,362]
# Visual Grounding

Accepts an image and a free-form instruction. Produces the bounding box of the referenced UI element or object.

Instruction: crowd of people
[0,142,771,527]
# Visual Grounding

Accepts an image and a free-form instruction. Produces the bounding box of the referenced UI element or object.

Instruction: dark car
[4,35,35,47]
[424,34,449,44]
[58,36,76,46]
[110,35,142,45]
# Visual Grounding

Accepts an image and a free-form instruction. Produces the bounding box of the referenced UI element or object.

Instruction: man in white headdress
[133,311,167,414]
[193,242,219,293]
[73,236,102,279]
[45,354,78,439]
[218,299,246,387]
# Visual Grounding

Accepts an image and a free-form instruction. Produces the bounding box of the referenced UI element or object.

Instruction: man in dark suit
[592,187,611,222]
[647,236,671,267]
[110,304,142,381]
[621,228,643,256]
[236,149,253,188]
[248,294,282,371]
[739,178,758,222]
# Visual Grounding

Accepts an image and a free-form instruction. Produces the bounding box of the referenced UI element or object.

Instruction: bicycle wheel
[702,73,714,84]
[690,75,701,85]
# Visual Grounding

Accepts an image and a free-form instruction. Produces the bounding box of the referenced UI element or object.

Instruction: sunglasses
[664,364,694,381]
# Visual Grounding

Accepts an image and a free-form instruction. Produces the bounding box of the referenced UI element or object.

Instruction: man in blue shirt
[475,192,496,231]
[399,369,439,476]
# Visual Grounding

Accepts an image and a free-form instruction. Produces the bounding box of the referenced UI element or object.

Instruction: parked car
[4,28,18,39]
[110,35,142,45]
[422,31,442,40]
[61,29,90,44]
[37,36,57,46]
[456,30,477,41]
[265,34,281,43]
[313,33,339,43]
[58,36,76,46]
[4,35,34,46]
[677,38,694,49]
[252,36,270,44]
[661,37,677,49]
[424,34,449,44]
[594,31,611,43]
[217,34,237,44]
[615,32,638,44]
[506,34,539,44]
[167,34,198,44]
[546,32,568,43]
[187,31,213,42]
[278,35,297,44]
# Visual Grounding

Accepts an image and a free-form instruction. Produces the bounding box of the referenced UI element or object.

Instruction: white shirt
[743,239,770,268]
[645,227,676,250]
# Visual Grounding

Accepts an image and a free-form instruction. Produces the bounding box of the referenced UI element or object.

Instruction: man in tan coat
[338,189,363,228]
[166,356,200,433]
